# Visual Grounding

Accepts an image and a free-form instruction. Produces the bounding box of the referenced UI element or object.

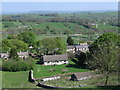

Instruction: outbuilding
[71,72,93,81]
[42,76,60,81]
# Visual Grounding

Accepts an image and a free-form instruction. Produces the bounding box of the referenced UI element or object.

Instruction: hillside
[2,11,118,38]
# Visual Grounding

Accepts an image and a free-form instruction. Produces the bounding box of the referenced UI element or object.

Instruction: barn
[71,72,93,81]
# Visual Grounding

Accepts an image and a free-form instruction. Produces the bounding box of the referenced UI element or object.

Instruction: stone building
[67,45,89,53]
[71,72,93,81]
[42,54,68,66]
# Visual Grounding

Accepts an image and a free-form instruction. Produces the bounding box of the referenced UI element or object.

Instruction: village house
[66,45,76,53]
[17,52,29,59]
[79,43,88,46]
[70,72,93,81]
[67,44,89,53]
[0,52,29,59]
[0,53,9,59]
[42,54,68,66]
[75,45,89,52]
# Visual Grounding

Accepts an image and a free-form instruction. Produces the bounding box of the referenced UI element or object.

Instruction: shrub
[2,58,34,72]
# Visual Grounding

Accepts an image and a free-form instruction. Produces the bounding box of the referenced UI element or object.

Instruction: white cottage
[0,53,9,59]
[0,52,29,59]
[42,54,68,66]
[17,52,29,59]
[67,45,76,53]
[75,45,89,52]
[67,45,89,53]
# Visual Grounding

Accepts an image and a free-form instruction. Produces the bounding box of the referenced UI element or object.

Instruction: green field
[45,73,118,88]
[2,11,118,37]
[32,22,88,33]
[2,71,39,88]
[1,58,89,88]
[36,34,97,44]
[1,58,37,88]
[33,59,89,78]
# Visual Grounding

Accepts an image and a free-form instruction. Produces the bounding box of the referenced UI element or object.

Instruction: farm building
[42,54,68,66]
[71,72,93,81]
[17,52,29,59]
[67,45,76,53]
[75,45,89,52]
[67,45,89,53]
[0,52,29,59]
[0,53,9,59]
[42,76,60,81]
[79,43,88,46]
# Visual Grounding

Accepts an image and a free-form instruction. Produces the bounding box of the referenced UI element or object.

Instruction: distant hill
[2,10,117,15]
[27,10,117,14]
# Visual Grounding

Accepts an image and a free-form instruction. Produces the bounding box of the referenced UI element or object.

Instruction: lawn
[1,58,40,88]
[33,59,89,78]
[2,71,40,88]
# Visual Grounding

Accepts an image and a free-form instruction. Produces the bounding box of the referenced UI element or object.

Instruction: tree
[87,33,120,85]
[54,37,66,54]
[67,36,74,45]
[75,51,87,68]
[7,34,17,39]
[46,25,50,30]
[41,37,66,55]
[2,57,34,72]
[9,48,19,59]
[2,39,28,52]
[64,30,70,35]
[18,31,36,45]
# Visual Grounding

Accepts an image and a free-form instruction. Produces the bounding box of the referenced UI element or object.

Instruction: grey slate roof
[17,52,29,57]
[72,71,92,79]
[67,45,75,49]
[0,53,9,58]
[75,45,89,49]
[43,54,68,62]
[67,45,89,49]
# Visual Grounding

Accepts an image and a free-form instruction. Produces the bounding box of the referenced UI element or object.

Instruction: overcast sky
[2,2,118,14]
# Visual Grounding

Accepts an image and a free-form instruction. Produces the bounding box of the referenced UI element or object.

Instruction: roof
[79,43,88,45]
[17,52,29,56]
[0,53,9,58]
[67,45,89,49]
[43,54,68,62]
[75,45,89,49]
[67,45,75,49]
[72,71,92,79]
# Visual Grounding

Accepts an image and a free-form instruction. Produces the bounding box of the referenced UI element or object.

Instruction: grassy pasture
[2,71,39,88]
[45,74,118,88]
[31,22,88,34]
[36,34,97,44]
[3,21,23,28]
[1,58,89,88]
[33,59,89,78]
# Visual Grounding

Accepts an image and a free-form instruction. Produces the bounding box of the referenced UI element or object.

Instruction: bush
[2,58,34,72]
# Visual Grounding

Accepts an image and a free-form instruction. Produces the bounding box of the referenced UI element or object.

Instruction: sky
[2,0,119,2]
[2,2,118,14]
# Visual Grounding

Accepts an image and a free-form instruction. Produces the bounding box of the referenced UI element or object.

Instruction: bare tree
[87,36,119,85]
